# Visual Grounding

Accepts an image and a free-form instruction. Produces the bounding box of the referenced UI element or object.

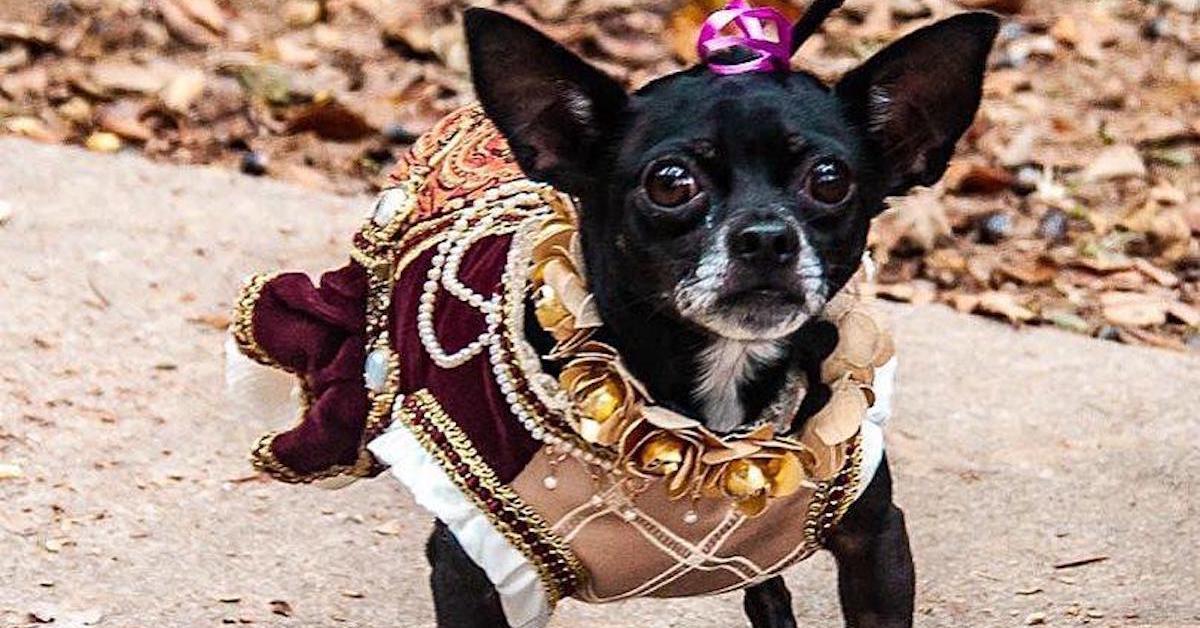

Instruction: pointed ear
[464,8,628,195]
[836,12,1000,197]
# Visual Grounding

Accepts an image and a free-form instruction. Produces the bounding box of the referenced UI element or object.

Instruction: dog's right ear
[465,8,627,196]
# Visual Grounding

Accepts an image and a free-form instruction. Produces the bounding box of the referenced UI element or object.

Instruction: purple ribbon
[696,0,794,75]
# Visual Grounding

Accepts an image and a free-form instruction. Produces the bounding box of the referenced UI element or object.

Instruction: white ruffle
[223,334,298,428]
[857,356,898,498]
[368,424,552,628]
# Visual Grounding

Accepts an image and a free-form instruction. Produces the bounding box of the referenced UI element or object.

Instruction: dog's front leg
[743,575,798,628]
[425,520,512,628]
[826,458,915,628]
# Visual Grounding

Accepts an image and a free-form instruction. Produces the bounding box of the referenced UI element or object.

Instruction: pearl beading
[416,182,545,369]
[489,215,619,473]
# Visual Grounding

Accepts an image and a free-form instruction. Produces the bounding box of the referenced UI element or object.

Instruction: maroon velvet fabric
[245,233,540,482]
[392,233,541,483]
[250,263,370,474]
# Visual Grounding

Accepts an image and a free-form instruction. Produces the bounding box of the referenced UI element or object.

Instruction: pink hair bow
[696,0,794,75]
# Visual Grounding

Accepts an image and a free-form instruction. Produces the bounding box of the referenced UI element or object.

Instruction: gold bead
[637,434,685,476]
[578,377,623,423]
[534,285,570,328]
[766,452,804,497]
[723,459,769,498]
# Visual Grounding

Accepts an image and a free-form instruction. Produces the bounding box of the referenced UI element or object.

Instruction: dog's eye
[644,160,700,208]
[807,158,853,205]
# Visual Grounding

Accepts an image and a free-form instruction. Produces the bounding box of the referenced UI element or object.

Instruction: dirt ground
[1,139,1198,628]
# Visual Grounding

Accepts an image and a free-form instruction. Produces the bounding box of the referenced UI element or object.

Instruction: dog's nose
[729,221,800,266]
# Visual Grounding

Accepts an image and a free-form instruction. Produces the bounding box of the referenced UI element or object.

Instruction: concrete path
[1,138,1197,628]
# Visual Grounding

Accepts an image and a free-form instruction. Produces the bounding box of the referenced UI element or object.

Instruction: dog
[418,7,1000,628]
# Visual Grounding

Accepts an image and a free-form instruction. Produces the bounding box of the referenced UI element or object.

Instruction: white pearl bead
[542,475,558,490]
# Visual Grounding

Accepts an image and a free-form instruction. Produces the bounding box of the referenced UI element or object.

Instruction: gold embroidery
[232,271,286,371]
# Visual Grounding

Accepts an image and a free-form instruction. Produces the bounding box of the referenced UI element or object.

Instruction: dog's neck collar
[511,195,892,517]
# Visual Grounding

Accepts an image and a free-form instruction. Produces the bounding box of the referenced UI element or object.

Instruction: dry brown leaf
[1100,291,1168,327]
[1132,258,1179,288]
[90,61,167,95]
[996,258,1057,286]
[372,519,404,536]
[1082,144,1147,182]
[945,162,1015,195]
[269,600,294,617]
[189,312,231,330]
[956,0,1025,13]
[97,101,153,142]
[1166,301,1200,327]
[976,291,1036,323]
[4,116,64,143]
[85,132,122,153]
[157,0,222,47]
[283,0,323,28]
[878,187,950,253]
[0,463,22,480]
[174,0,227,34]
[286,100,375,142]
[161,69,206,113]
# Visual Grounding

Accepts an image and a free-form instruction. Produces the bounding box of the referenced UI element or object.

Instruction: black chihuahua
[425,5,999,627]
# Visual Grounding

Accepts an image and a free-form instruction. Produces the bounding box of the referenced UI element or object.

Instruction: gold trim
[251,432,378,485]
[805,432,865,549]
[232,271,287,371]
[397,389,588,605]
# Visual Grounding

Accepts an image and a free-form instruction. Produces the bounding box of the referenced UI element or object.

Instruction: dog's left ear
[465,8,628,195]
[836,12,1000,198]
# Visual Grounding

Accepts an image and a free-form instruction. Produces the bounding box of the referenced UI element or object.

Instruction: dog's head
[466,8,998,341]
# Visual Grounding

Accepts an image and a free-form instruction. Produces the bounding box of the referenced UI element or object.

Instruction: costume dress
[231,104,897,628]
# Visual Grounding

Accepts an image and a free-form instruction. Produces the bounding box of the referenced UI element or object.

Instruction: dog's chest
[693,338,785,432]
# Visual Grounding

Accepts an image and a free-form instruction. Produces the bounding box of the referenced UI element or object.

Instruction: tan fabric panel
[511,441,857,602]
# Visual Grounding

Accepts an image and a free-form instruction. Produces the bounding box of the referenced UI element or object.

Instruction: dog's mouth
[677,281,821,341]
[717,287,805,309]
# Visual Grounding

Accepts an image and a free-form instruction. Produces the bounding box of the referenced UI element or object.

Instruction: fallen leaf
[945,162,1015,195]
[283,0,323,28]
[1132,258,1179,287]
[5,116,64,143]
[956,0,1025,13]
[1166,301,1200,327]
[1082,144,1147,182]
[97,101,153,142]
[1100,292,1168,327]
[878,187,950,253]
[0,462,22,479]
[268,600,293,617]
[157,0,222,47]
[90,61,167,95]
[189,312,231,330]
[976,291,1036,323]
[173,0,227,34]
[0,21,55,47]
[161,69,206,113]
[85,132,123,153]
[285,99,375,141]
[372,519,404,536]
[997,258,1057,286]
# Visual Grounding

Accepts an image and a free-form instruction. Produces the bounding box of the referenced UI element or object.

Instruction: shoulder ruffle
[232,262,383,484]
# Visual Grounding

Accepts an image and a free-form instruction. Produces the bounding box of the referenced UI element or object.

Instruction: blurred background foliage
[0,0,1197,349]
